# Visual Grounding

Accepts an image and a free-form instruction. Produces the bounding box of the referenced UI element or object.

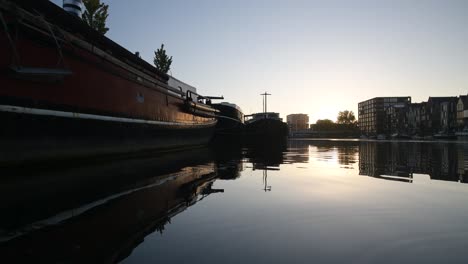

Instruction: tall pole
[262,95,265,113]
[260,92,271,114]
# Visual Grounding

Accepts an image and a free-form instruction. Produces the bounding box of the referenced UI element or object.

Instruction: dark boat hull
[212,103,244,136]
[0,110,215,164]
[245,118,288,141]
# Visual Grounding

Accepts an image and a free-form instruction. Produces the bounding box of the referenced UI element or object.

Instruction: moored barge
[244,92,288,142]
[0,0,217,164]
[244,112,289,140]
[211,102,245,136]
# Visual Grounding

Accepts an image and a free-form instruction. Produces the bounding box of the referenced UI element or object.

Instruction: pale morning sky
[52,0,468,123]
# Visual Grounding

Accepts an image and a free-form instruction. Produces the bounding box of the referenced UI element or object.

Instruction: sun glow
[312,108,339,123]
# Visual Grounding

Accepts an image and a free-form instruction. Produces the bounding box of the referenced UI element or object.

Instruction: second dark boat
[244,112,288,140]
[211,102,245,137]
[244,92,288,141]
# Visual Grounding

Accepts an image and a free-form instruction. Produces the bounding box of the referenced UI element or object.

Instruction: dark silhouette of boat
[211,102,245,137]
[244,112,288,140]
[0,0,217,165]
[243,92,288,142]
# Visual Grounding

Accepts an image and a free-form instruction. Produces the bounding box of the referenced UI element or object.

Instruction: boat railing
[186,90,223,105]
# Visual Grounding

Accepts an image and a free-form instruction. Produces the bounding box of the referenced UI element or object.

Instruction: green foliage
[82,0,109,35]
[153,44,173,74]
[312,118,359,132]
[316,119,335,126]
[337,110,356,124]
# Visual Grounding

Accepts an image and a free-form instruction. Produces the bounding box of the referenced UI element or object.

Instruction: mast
[260,92,271,113]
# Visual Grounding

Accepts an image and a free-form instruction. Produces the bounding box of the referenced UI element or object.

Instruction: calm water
[1,139,468,263]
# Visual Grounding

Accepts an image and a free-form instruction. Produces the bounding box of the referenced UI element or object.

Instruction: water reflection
[245,141,286,169]
[1,140,468,263]
[313,140,359,168]
[212,142,244,181]
[285,140,310,164]
[245,142,287,192]
[0,148,224,263]
[359,141,468,183]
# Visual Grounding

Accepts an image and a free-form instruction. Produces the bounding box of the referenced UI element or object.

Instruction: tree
[314,119,336,131]
[82,0,109,35]
[153,44,173,74]
[337,110,356,125]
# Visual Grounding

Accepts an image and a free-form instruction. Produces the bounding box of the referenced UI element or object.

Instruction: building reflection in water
[336,143,359,169]
[290,140,359,169]
[286,140,310,164]
[359,141,468,183]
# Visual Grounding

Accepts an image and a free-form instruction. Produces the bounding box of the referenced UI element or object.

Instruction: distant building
[440,101,457,132]
[386,104,409,135]
[406,102,425,135]
[287,114,309,131]
[358,97,411,135]
[457,95,468,130]
[359,95,468,137]
[423,97,458,134]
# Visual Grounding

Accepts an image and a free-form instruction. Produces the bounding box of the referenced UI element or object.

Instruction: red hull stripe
[0,105,216,127]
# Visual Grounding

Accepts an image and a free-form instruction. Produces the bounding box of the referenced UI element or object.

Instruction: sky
[51,0,468,123]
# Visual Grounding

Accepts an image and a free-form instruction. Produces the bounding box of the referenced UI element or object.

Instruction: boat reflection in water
[0,147,237,263]
[0,139,290,263]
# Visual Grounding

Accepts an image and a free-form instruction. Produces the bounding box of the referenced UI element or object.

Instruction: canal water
[1,139,468,263]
